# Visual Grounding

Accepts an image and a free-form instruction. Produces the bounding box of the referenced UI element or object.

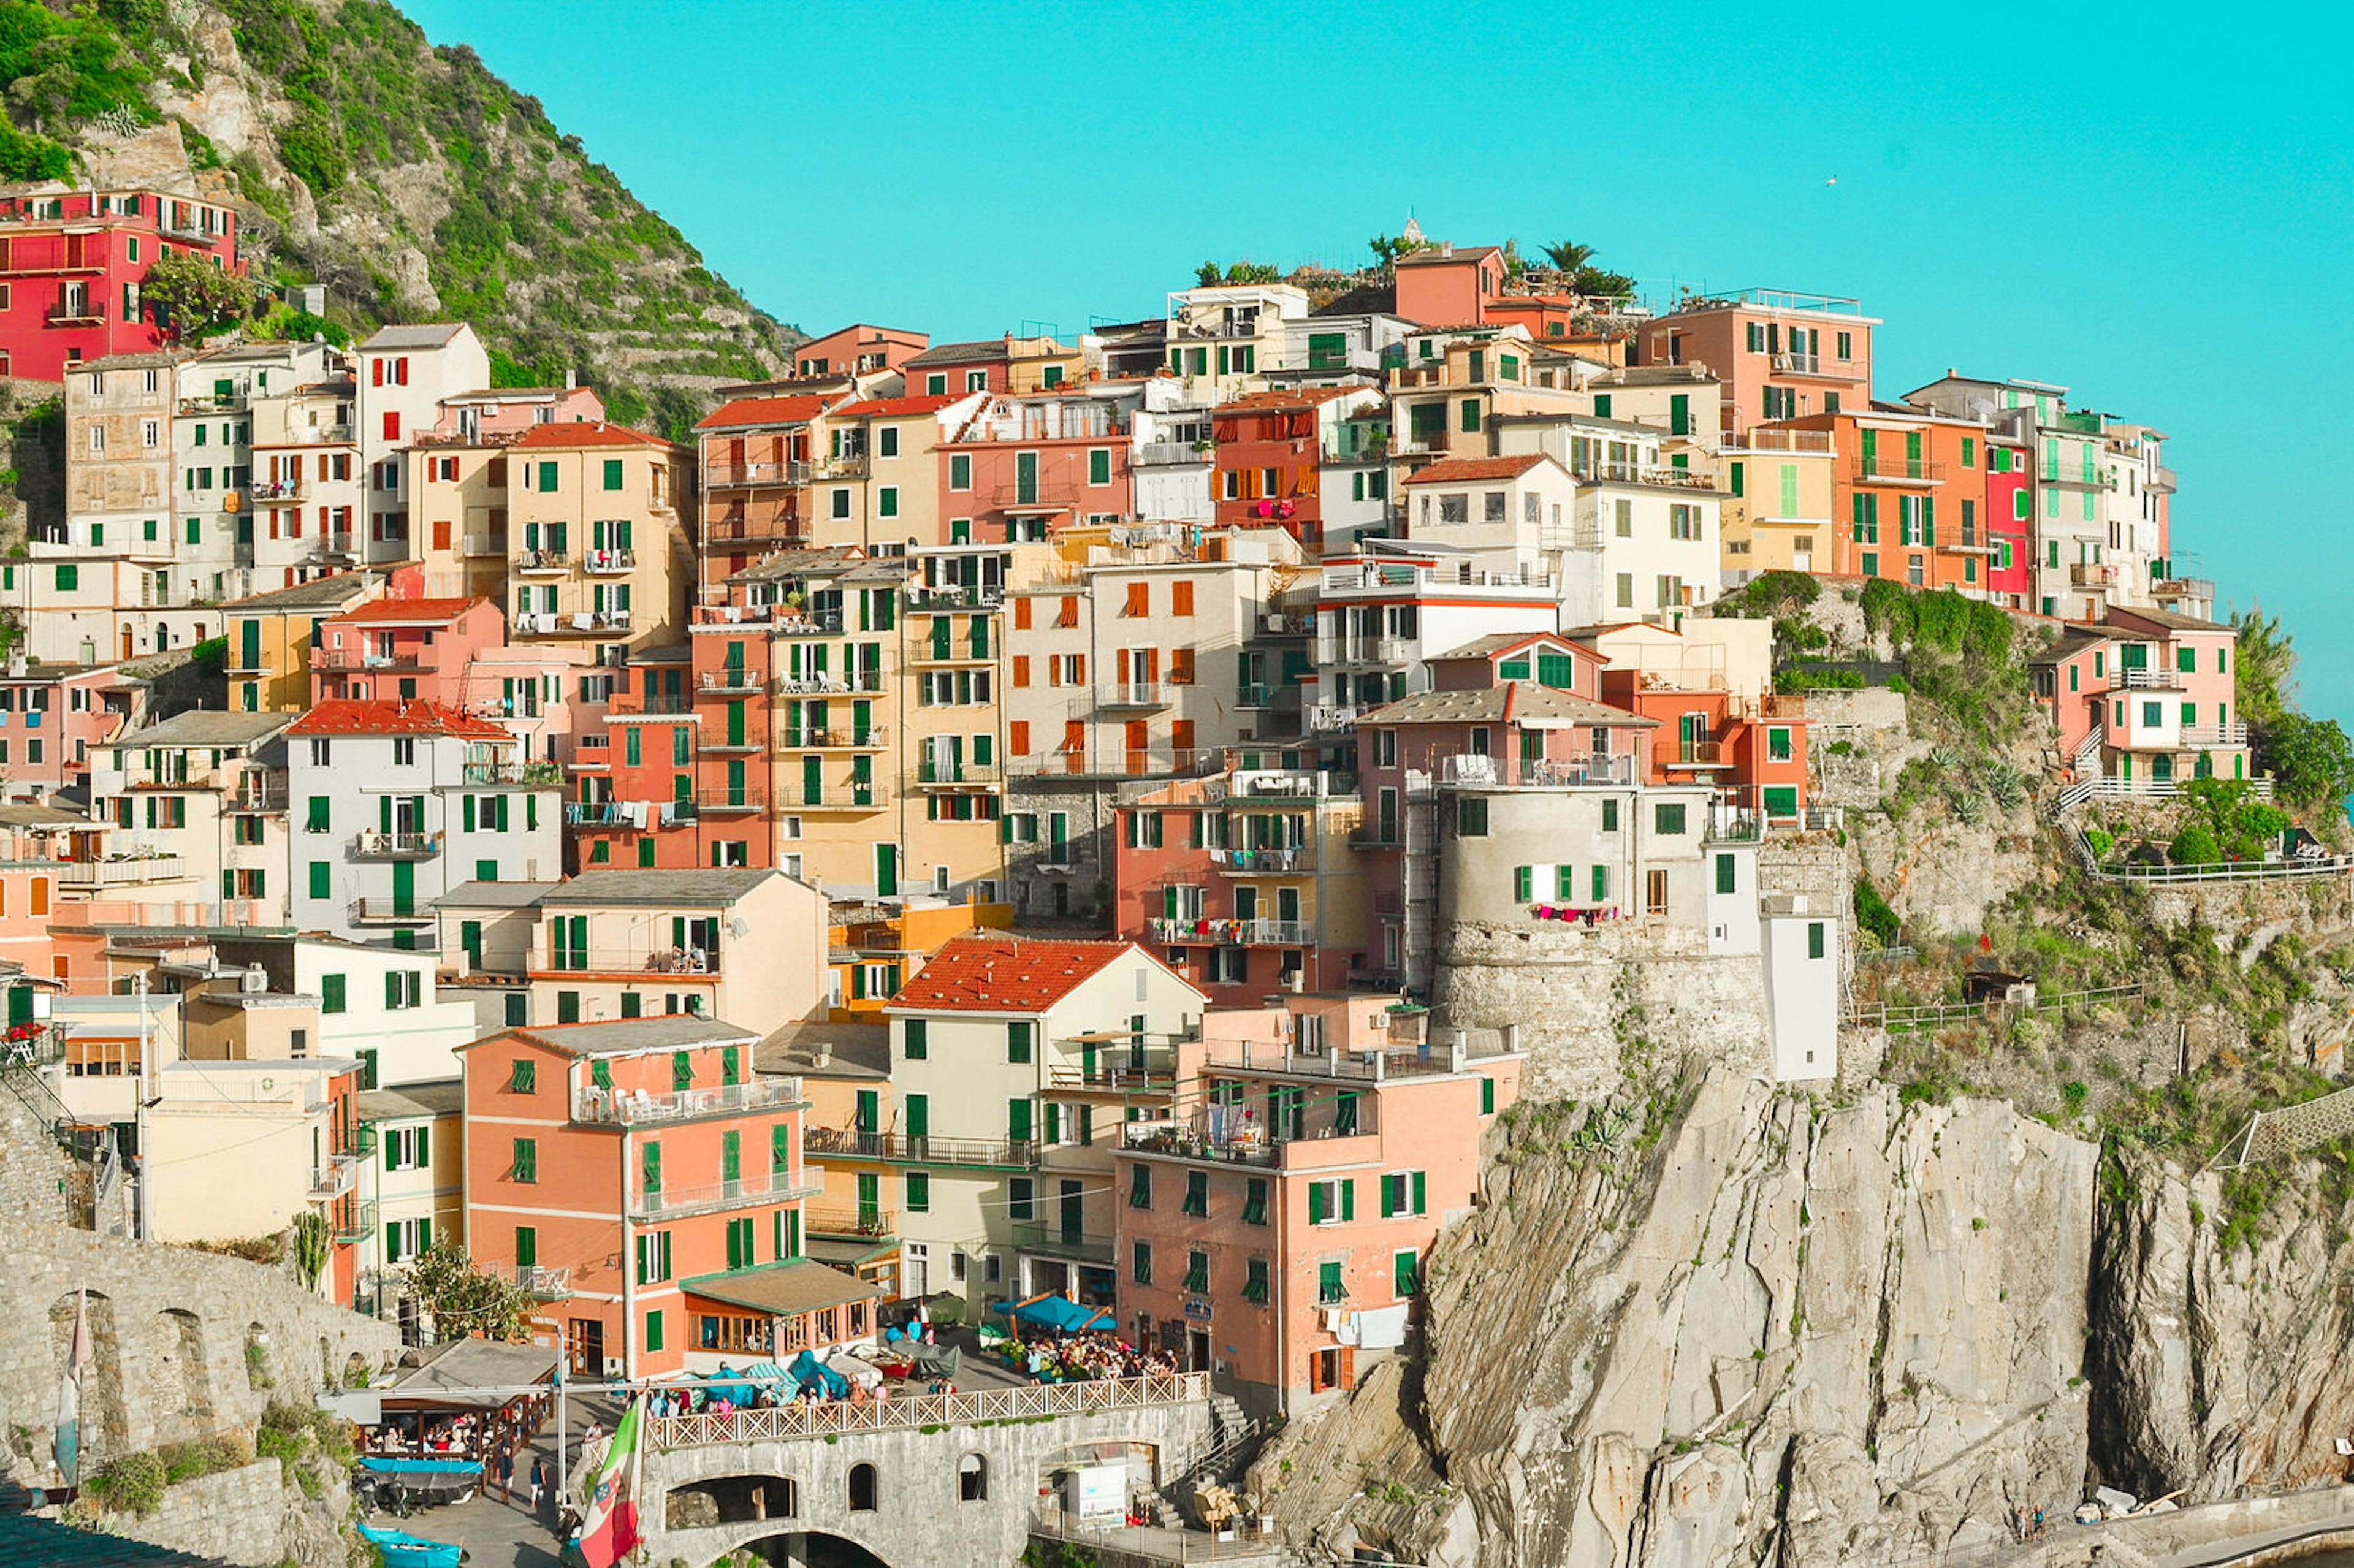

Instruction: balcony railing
[1730,427,1835,454]
[1655,738,1728,768]
[1348,823,1403,850]
[1853,457,1948,484]
[463,760,565,786]
[308,1152,360,1200]
[1438,752,1640,788]
[704,460,812,489]
[573,1076,804,1127]
[2073,563,2120,588]
[1147,916,1314,946]
[516,548,570,571]
[698,668,768,694]
[802,1126,1040,1170]
[1009,1222,1116,1265]
[695,789,765,814]
[777,726,888,750]
[623,693,697,715]
[250,478,305,501]
[48,301,104,325]
[1308,704,1360,734]
[652,1372,1209,1449]
[782,783,888,810]
[460,533,508,558]
[632,1166,823,1220]
[805,1207,896,1238]
[544,945,722,976]
[1211,845,1314,874]
[1088,682,1170,710]
[582,549,636,574]
[1567,461,1721,492]
[1046,1054,1178,1093]
[516,1265,573,1298]
[57,855,188,887]
[352,830,443,859]
[2107,666,2183,691]
[1004,748,1219,781]
[915,761,1004,787]
[1317,638,1411,668]
[1135,441,1210,466]
[1120,1113,1374,1168]
[350,899,433,924]
[905,585,1003,611]
[225,786,288,813]
[2181,723,2250,747]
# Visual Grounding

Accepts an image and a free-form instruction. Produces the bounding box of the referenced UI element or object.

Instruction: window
[902,1019,927,1059]
[1808,921,1827,959]
[321,974,346,1014]
[905,1171,930,1212]
[1243,1177,1268,1225]
[1008,1021,1033,1062]
[508,1059,535,1093]
[1654,802,1688,835]
[1716,853,1737,894]
[1318,1260,1346,1306]
[1459,398,1481,433]
[511,1138,537,1182]
[308,861,330,899]
[1184,1249,1209,1292]
[1088,448,1111,485]
[1183,1170,1208,1217]
[1129,1163,1152,1209]
[1131,1241,1153,1285]
[1244,1257,1271,1304]
[949,453,971,490]
[1455,797,1487,837]
[1307,1177,1354,1225]
[1379,1171,1426,1217]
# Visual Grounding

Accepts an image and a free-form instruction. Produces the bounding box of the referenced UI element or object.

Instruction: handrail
[650,1371,1210,1447]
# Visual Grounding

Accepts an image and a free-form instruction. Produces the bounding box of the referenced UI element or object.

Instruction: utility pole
[555,1317,569,1505]
[132,972,153,1243]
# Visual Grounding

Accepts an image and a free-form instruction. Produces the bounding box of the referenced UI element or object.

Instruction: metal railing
[802,1126,1040,1168]
[350,899,432,924]
[582,549,636,574]
[544,945,722,975]
[778,726,887,749]
[352,831,442,858]
[694,789,765,813]
[309,1152,360,1200]
[1135,440,1209,466]
[1009,1222,1116,1264]
[1088,682,1170,709]
[2106,666,2182,691]
[463,760,565,785]
[460,534,508,558]
[632,1165,823,1220]
[1146,916,1313,946]
[1568,461,1720,492]
[516,1265,573,1298]
[1437,752,1640,788]
[805,1207,895,1238]
[916,761,1005,786]
[1317,637,1411,668]
[1656,738,1727,767]
[704,460,812,488]
[781,783,888,810]
[1211,846,1313,873]
[1854,457,1948,483]
[516,548,569,571]
[579,1073,809,1125]
[652,1372,1211,1448]
[57,856,186,886]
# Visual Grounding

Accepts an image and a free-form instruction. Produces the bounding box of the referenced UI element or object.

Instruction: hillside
[0,0,799,435]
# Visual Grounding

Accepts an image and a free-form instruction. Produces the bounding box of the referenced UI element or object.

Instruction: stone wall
[1432,919,1771,1100]
[102,1457,357,1568]
[0,1089,396,1546]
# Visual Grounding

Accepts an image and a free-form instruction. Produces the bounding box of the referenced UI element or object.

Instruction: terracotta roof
[509,421,673,451]
[1398,453,1548,485]
[1213,386,1362,413]
[322,597,487,625]
[828,394,969,419]
[696,394,836,430]
[1430,631,1589,663]
[1393,246,1504,267]
[283,699,510,740]
[223,576,383,612]
[904,338,1011,368]
[888,935,1135,1014]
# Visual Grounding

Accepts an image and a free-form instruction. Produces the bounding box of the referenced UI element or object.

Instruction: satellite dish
[728,917,750,938]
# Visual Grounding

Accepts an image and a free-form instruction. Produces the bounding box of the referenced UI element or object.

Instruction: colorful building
[0,186,243,382]
[1626,290,1876,438]
[505,420,696,660]
[0,657,146,801]
[1113,994,1521,1414]
[310,597,506,706]
[1208,386,1383,546]
[457,1016,855,1378]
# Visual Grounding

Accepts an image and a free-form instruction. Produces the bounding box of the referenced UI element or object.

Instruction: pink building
[310,598,507,705]
[1986,435,2032,607]
[0,660,147,802]
[789,324,929,380]
[938,392,1135,542]
[425,384,606,441]
[1114,995,1520,1415]
[2032,609,2248,791]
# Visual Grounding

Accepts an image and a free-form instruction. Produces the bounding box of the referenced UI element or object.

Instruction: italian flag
[573,1395,644,1568]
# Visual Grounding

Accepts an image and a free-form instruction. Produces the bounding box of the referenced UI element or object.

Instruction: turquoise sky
[400,1,2354,726]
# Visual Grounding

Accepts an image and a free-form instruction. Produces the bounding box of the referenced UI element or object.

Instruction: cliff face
[14,0,798,434]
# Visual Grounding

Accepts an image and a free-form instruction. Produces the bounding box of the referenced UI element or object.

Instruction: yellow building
[826,895,1011,1020]
[1720,427,1839,578]
[223,574,386,712]
[756,1023,902,1298]
[506,421,696,661]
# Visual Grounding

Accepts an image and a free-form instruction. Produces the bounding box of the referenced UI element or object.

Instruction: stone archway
[50,1292,126,1459]
[728,1531,894,1567]
[146,1308,214,1442]
[665,1474,801,1530]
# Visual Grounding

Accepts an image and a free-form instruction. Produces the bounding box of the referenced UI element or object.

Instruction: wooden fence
[650,1370,1210,1448]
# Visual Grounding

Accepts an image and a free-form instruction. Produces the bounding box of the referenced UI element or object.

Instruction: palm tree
[1542,241,1595,273]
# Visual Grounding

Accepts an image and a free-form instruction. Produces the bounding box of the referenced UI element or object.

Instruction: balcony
[2181,722,2250,747]
[631,1165,824,1221]
[696,733,763,755]
[1438,752,1640,788]
[777,672,884,697]
[2106,666,2184,691]
[48,300,104,325]
[516,549,570,573]
[695,788,765,815]
[1730,427,1835,454]
[308,1152,360,1200]
[777,726,887,750]
[249,478,306,502]
[1308,704,1360,734]
[352,830,443,859]
[803,1126,1040,1170]
[1005,747,1218,781]
[1146,916,1313,946]
[57,855,186,888]
[565,801,630,827]
[1121,1110,1375,1169]
[699,668,769,695]
[332,1198,378,1244]
[573,1075,805,1127]
[915,761,1004,788]
[1048,1052,1179,1094]
[226,785,288,814]
[806,1207,896,1239]
[350,899,434,925]
[177,393,246,415]
[1318,638,1411,669]
[515,1265,573,1299]
[911,639,996,666]
[816,454,869,480]
[1853,457,1948,484]
[1089,683,1170,711]
[1655,738,1728,769]
[544,944,723,976]
[2150,466,2179,493]
[582,548,636,574]
[314,647,429,673]
[783,783,888,811]
[463,760,565,786]
[905,584,1005,611]
[1211,845,1314,875]
[1010,1222,1116,1266]
[1236,684,1276,708]
[1567,461,1720,492]
[1348,823,1403,850]
[2073,563,2120,589]
[1135,441,1209,467]
[2044,470,2117,492]
[705,460,812,489]
[623,693,698,716]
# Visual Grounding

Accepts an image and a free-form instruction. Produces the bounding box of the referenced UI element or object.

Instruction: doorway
[569,1317,603,1376]
[1189,1329,1211,1374]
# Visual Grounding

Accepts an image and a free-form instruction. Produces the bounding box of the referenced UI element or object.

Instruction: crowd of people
[994,1331,1181,1383]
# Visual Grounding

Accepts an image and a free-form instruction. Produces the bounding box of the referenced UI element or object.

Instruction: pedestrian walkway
[359,1393,622,1568]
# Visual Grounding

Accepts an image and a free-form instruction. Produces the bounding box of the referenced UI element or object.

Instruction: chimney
[813,1040,832,1067]
[1439,241,1453,257]
[565,368,576,390]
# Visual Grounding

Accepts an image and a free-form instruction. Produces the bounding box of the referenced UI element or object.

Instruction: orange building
[1769,408,1997,593]
[1628,290,1876,438]
[459,1015,875,1379]
[1392,245,1505,327]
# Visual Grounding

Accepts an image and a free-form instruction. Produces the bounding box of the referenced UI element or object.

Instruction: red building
[939,392,1134,542]
[458,1015,869,1379]
[0,186,243,381]
[1210,386,1374,547]
[789,322,929,380]
[1392,245,1505,328]
[1986,435,2032,607]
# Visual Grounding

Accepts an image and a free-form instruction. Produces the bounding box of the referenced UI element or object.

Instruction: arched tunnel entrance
[729,1532,895,1567]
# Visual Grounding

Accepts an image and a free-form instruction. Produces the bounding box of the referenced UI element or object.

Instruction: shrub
[2169,823,2222,867]
[92,1451,166,1515]
[159,1435,246,1484]
[1854,875,1901,947]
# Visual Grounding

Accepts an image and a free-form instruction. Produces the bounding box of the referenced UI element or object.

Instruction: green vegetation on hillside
[2233,608,2354,814]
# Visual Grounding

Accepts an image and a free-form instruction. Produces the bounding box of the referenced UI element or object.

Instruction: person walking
[530,1454,546,1513]
[497,1443,515,1504]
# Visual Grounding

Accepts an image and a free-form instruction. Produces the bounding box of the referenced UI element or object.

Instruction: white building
[88,708,296,923]
[354,324,493,565]
[284,698,562,944]
[1488,417,1724,622]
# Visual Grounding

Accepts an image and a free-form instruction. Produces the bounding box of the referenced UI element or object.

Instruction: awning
[683,1257,885,1318]
[989,1293,1115,1333]
[377,1339,557,1410]
[806,1234,897,1270]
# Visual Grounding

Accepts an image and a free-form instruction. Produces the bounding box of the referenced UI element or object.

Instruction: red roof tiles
[322,597,487,626]
[1398,453,1548,485]
[511,421,675,451]
[285,699,510,740]
[889,935,1135,1013]
[696,395,837,430]
[1213,386,1360,414]
[829,394,969,419]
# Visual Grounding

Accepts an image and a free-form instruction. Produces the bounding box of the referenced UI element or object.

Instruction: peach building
[1114,995,1520,1415]
[1628,289,1877,438]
